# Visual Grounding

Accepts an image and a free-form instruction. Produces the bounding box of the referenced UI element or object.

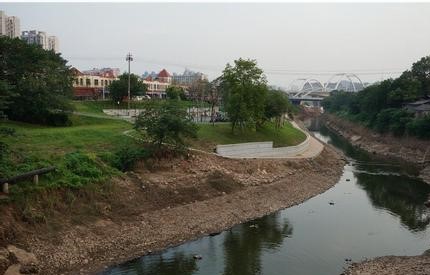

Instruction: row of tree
[322,56,430,139]
[0,37,74,125]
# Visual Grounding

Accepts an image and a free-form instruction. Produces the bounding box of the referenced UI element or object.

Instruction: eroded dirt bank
[322,114,430,184]
[1,145,345,275]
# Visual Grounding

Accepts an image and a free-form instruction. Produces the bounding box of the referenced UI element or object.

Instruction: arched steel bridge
[287,73,366,98]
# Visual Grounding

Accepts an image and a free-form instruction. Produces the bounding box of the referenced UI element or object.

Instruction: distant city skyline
[2,3,430,87]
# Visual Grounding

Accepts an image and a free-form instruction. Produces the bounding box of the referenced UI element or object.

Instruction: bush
[101,144,148,172]
[59,152,107,187]
[407,116,430,139]
[45,111,72,126]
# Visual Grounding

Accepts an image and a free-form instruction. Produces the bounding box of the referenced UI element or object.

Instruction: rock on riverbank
[345,255,430,275]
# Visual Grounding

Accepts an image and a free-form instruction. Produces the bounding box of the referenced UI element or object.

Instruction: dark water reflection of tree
[318,124,430,232]
[356,173,430,232]
[223,213,293,275]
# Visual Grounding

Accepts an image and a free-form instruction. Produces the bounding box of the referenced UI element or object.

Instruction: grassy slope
[2,115,132,157]
[193,121,306,151]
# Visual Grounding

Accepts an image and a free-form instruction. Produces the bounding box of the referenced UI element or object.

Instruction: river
[100,121,430,275]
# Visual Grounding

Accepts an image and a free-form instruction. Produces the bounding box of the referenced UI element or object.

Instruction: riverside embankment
[320,114,430,275]
[1,143,344,275]
[322,113,430,184]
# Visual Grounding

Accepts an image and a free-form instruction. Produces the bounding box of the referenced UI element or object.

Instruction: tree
[166,86,186,100]
[208,78,222,125]
[264,89,291,129]
[411,56,430,97]
[109,73,147,103]
[221,58,268,131]
[0,37,73,125]
[135,100,197,150]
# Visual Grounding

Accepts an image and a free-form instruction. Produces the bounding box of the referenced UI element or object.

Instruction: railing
[0,166,56,194]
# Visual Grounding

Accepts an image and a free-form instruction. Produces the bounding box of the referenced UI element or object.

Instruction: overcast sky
[3,3,430,87]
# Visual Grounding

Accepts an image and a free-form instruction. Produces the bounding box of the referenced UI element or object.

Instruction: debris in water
[329,201,335,205]
[249,224,259,228]
[193,254,202,260]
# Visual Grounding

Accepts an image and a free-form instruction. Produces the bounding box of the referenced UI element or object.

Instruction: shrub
[101,144,148,172]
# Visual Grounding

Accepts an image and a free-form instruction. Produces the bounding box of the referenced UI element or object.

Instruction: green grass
[0,115,136,192]
[2,115,132,156]
[192,121,306,151]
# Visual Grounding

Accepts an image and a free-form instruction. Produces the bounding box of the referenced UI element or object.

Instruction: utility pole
[126,53,133,115]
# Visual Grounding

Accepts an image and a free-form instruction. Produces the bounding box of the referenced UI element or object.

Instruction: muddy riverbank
[0,144,344,275]
[322,114,430,184]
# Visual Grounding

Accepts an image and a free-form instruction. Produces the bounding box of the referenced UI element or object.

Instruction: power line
[66,55,406,76]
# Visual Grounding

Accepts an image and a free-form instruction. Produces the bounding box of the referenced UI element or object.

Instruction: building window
[94,79,99,86]
[75,79,79,85]
[86,79,91,86]
[80,78,83,86]
[105,80,108,86]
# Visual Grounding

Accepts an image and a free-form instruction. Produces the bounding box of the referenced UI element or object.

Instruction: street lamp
[126,53,133,115]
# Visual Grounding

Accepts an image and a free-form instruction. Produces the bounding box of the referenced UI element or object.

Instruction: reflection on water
[223,214,292,275]
[101,118,430,275]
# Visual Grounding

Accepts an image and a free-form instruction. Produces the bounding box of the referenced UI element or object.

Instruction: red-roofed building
[157,69,172,83]
[71,67,118,100]
[142,69,173,98]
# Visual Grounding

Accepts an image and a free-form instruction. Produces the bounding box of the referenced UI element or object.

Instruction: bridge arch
[324,73,365,92]
[288,78,325,97]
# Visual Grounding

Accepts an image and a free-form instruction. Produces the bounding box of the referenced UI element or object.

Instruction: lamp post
[126,53,133,115]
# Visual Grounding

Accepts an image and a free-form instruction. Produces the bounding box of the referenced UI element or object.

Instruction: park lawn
[1,115,133,158]
[192,121,307,151]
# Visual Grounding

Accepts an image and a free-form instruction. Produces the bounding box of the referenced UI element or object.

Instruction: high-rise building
[6,16,20,38]
[0,11,20,38]
[0,11,6,36]
[48,36,59,52]
[21,30,59,53]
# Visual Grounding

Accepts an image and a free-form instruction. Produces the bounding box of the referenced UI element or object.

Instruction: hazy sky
[3,3,430,87]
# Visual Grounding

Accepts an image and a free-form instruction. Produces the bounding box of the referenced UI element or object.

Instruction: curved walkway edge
[215,121,324,159]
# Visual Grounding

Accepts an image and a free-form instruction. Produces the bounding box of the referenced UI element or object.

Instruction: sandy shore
[11,145,344,275]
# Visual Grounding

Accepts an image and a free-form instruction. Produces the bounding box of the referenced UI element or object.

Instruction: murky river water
[100,121,430,275]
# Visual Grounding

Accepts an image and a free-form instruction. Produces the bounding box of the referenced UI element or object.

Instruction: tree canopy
[322,55,430,139]
[0,37,73,125]
[166,86,186,100]
[109,73,147,103]
[135,100,197,150]
[221,58,268,131]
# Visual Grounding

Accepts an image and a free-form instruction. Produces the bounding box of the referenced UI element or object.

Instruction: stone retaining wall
[216,130,311,158]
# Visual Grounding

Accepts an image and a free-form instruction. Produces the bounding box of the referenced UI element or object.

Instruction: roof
[158,69,171,78]
[406,99,430,106]
[144,76,153,81]
[70,67,84,76]
[415,104,430,112]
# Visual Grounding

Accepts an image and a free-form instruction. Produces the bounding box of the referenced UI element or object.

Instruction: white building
[172,69,208,86]
[0,11,20,38]
[0,11,6,36]
[48,36,59,52]
[21,30,59,52]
